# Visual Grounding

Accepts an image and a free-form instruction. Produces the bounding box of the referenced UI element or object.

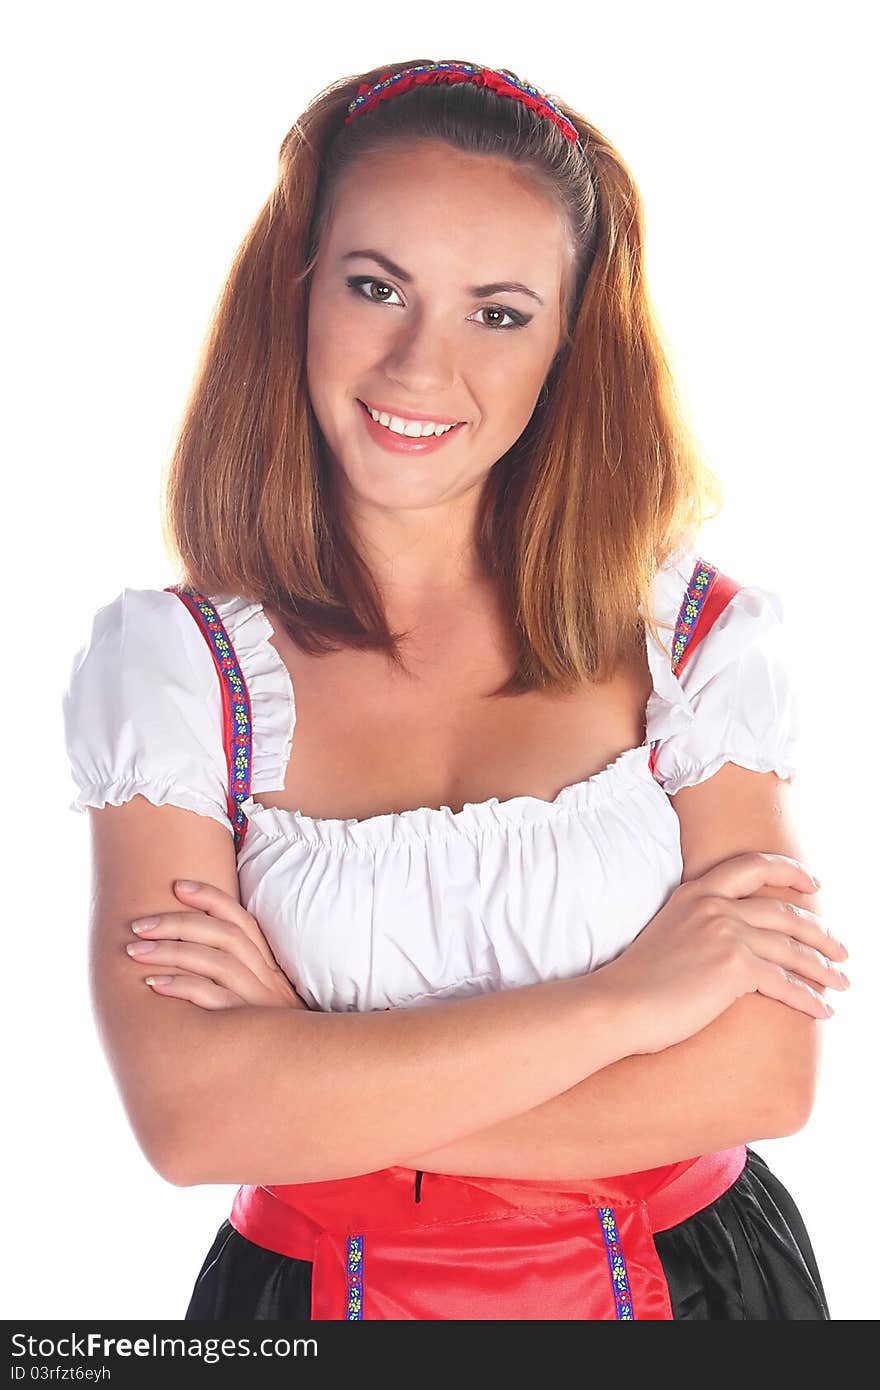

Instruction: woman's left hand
[125,879,310,1011]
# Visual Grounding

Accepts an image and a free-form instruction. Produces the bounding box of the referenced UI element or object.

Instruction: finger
[753,960,835,1019]
[173,880,280,970]
[735,898,850,964]
[143,972,246,1009]
[129,917,308,1007]
[701,851,821,900]
[128,939,276,1005]
[132,911,282,987]
[740,925,850,993]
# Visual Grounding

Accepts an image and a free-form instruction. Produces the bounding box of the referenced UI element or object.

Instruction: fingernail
[126,941,157,955]
[176,880,201,893]
[144,976,174,986]
[132,917,160,933]
[809,873,822,888]
[839,972,850,988]
[824,1002,835,1016]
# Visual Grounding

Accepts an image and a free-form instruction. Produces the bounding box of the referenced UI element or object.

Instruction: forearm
[135,973,623,1187]
[401,995,820,1180]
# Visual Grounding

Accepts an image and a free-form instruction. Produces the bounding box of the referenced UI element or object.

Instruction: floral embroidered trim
[597,1206,634,1319]
[670,558,717,676]
[346,1234,364,1319]
[164,586,253,854]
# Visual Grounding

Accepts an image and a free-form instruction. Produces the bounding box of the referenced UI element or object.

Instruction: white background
[5,0,877,1320]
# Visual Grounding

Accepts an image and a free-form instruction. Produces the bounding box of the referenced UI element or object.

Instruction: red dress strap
[164,586,253,854]
[648,556,742,781]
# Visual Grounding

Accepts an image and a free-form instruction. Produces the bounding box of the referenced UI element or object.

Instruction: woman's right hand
[591,852,850,1056]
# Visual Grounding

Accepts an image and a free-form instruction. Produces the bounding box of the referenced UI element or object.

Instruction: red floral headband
[345,61,582,148]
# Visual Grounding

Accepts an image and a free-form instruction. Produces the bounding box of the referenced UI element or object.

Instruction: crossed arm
[97,762,826,1183]
[401,763,824,1179]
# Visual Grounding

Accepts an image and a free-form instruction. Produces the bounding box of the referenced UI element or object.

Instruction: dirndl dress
[166,560,830,1322]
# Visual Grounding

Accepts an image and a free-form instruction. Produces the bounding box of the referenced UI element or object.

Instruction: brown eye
[473,305,528,331]
[346,276,403,307]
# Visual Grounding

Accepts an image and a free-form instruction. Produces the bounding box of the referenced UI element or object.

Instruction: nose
[382,310,457,398]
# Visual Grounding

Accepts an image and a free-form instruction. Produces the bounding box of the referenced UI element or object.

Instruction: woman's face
[306,139,573,517]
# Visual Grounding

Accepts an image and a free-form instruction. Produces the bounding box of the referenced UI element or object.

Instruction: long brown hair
[161,56,723,695]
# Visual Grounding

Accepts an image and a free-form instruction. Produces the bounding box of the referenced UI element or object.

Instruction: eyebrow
[341,248,545,306]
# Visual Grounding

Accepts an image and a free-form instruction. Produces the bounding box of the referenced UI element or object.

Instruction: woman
[62,58,844,1320]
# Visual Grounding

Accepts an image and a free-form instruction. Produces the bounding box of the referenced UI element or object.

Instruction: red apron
[168,556,745,1320]
[229,1148,747,1320]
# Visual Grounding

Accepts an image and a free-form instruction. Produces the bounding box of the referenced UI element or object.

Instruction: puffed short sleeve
[62,587,233,835]
[643,553,800,796]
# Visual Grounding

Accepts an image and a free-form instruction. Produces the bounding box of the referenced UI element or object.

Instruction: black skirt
[185,1147,830,1320]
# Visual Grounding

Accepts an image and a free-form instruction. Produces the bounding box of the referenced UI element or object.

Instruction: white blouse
[61,545,799,1015]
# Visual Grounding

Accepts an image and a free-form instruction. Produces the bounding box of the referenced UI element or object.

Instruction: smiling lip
[356,399,466,454]
[358,398,465,426]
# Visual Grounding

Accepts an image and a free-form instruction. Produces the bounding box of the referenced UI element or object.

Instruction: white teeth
[366,404,456,437]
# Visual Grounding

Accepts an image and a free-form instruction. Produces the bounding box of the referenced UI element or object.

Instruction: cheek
[473,351,546,426]
[308,296,385,393]
[307,293,343,373]
[478,336,544,397]
[306,308,359,426]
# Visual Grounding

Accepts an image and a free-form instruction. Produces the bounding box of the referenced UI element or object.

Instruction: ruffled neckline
[205,544,757,849]
[205,591,666,849]
[238,744,663,850]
